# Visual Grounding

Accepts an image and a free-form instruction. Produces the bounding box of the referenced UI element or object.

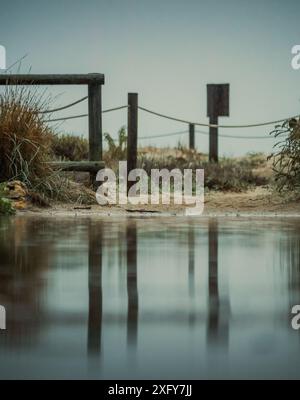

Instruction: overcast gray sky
[1,0,300,155]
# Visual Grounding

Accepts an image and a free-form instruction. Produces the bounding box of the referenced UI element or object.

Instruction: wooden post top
[0,73,105,85]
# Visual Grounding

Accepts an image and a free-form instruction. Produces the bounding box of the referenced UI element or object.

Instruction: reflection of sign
[0,305,5,330]
[207,84,229,117]
[0,45,6,70]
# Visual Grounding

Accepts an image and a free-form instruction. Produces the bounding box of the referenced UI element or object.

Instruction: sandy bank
[14,187,300,218]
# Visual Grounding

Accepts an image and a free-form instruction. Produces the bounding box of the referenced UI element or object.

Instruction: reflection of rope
[138,105,299,128]
[38,96,88,114]
[45,105,128,122]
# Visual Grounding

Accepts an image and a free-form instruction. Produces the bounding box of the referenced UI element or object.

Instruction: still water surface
[0,216,300,379]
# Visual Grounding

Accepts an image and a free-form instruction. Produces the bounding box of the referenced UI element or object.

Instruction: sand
[15,187,300,218]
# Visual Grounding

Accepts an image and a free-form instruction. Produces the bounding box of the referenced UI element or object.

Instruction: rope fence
[138,105,299,129]
[44,104,128,122]
[0,73,297,170]
[39,92,293,158]
[132,129,286,141]
[42,97,295,138]
[38,96,88,114]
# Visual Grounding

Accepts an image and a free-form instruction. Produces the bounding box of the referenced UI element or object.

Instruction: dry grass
[0,85,53,184]
[270,118,300,192]
[51,134,88,161]
[47,132,270,193]
[138,146,269,192]
[0,86,97,205]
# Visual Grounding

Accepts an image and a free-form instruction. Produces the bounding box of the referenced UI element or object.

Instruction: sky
[1,0,300,156]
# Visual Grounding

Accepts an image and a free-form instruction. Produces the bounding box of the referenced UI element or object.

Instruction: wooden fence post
[207,84,230,163]
[189,123,195,150]
[127,93,138,192]
[209,115,218,162]
[88,82,103,185]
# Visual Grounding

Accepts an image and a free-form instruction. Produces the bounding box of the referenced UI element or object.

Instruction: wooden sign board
[207,84,229,117]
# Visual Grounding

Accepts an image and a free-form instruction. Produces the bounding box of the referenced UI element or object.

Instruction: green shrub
[104,126,127,166]
[270,118,300,191]
[50,134,88,161]
[0,197,15,215]
[138,147,267,192]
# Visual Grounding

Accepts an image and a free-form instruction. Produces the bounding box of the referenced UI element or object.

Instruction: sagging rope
[138,106,299,129]
[44,105,128,122]
[38,96,88,114]
[138,129,282,140]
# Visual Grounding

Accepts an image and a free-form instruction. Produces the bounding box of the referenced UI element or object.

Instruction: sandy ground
[16,187,300,218]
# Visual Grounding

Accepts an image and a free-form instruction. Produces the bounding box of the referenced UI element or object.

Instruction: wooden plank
[127,93,138,192]
[47,161,104,172]
[189,123,195,150]
[0,73,105,85]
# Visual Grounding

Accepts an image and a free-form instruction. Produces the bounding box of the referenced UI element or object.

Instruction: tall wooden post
[88,83,103,185]
[189,123,195,150]
[127,93,138,192]
[209,115,218,162]
[207,84,229,163]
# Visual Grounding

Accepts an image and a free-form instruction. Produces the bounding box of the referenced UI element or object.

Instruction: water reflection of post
[207,219,229,347]
[188,225,195,298]
[126,221,138,347]
[207,219,220,342]
[88,222,103,356]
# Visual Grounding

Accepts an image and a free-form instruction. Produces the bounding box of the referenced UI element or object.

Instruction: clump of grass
[0,85,53,185]
[0,197,15,215]
[138,145,268,192]
[0,86,96,204]
[104,126,127,168]
[202,159,267,191]
[270,119,300,192]
[51,134,88,161]
[238,152,266,169]
[0,183,15,215]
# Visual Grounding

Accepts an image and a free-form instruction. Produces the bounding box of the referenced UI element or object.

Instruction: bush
[0,198,15,215]
[104,126,127,167]
[138,146,267,192]
[202,160,266,191]
[270,118,300,191]
[51,134,88,161]
[0,86,53,186]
